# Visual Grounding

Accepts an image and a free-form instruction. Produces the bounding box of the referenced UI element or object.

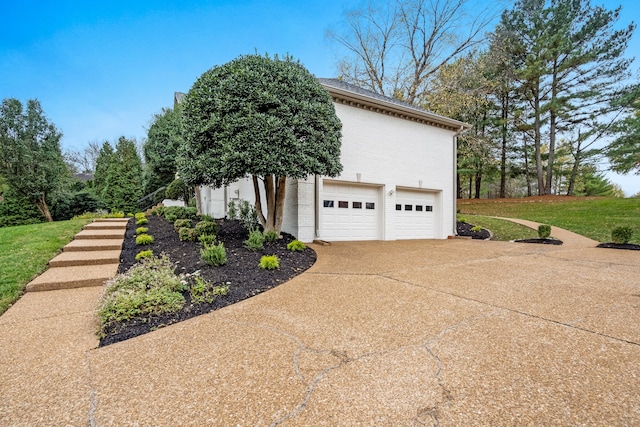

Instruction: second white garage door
[395,189,438,239]
[321,182,382,241]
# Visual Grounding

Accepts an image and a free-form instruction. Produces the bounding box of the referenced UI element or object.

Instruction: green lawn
[0,218,91,315]
[458,197,640,244]
[457,214,539,242]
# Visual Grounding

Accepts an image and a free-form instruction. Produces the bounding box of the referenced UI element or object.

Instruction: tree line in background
[2,0,639,228]
[328,0,640,198]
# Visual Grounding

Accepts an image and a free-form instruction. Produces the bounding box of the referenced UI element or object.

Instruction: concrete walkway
[493,216,600,248]
[1,222,639,425]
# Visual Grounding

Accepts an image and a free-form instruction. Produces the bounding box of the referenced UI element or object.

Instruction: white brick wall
[197,97,457,241]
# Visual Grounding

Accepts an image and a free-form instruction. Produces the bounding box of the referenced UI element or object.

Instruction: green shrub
[136,217,148,226]
[165,177,193,204]
[106,211,125,218]
[185,207,198,219]
[136,234,154,245]
[287,240,306,251]
[611,226,633,244]
[135,249,153,261]
[263,230,279,242]
[538,224,551,239]
[471,225,482,232]
[259,255,280,270]
[195,220,218,237]
[458,216,468,224]
[135,227,148,235]
[174,218,193,230]
[201,242,227,266]
[227,200,238,220]
[244,229,265,250]
[179,227,197,242]
[198,234,216,246]
[164,206,187,221]
[97,255,186,337]
[199,214,214,222]
[150,208,160,216]
[134,212,146,221]
[190,276,229,304]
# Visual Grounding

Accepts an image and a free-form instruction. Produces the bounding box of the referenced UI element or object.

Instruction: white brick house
[196,79,469,242]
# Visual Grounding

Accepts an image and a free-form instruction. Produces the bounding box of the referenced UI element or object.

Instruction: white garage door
[321,182,382,241]
[395,189,437,239]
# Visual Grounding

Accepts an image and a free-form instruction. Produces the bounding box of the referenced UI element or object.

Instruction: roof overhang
[321,83,471,133]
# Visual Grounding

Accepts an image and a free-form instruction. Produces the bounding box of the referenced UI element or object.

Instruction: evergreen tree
[0,98,67,221]
[101,137,143,212]
[143,107,183,194]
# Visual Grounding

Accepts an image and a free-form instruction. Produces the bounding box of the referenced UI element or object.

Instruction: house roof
[318,78,471,132]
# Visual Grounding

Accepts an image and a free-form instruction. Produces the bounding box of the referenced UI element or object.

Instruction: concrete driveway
[2,238,639,425]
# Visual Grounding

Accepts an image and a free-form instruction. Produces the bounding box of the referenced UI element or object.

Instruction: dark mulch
[456,221,491,240]
[597,242,640,250]
[100,215,316,347]
[513,238,563,245]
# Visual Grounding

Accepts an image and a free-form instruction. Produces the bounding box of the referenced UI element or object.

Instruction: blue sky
[1,0,638,195]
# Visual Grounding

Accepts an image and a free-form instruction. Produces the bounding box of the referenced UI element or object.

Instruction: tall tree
[0,98,67,221]
[607,87,640,175]
[499,0,635,195]
[93,141,114,199]
[100,137,143,212]
[143,107,183,194]
[178,54,343,234]
[327,0,498,104]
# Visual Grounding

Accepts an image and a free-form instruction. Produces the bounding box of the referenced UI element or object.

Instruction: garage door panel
[395,190,437,239]
[322,182,381,241]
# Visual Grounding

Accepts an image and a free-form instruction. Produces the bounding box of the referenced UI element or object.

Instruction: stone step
[64,239,124,252]
[93,218,131,223]
[26,264,119,292]
[74,229,126,240]
[49,250,122,267]
[83,222,128,231]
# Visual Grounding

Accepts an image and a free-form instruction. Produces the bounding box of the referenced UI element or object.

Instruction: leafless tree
[327,0,501,105]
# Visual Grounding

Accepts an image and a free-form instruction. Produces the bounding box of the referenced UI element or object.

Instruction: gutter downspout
[315,174,320,239]
[453,125,465,237]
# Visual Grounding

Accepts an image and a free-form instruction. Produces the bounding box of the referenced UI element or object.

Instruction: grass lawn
[457,214,539,241]
[458,196,640,244]
[0,218,91,315]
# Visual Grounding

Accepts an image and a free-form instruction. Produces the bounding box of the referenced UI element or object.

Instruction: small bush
[150,208,160,216]
[195,220,218,237]
[458,216,468,224]
[199,214,214,222]
[174,218,192,230]
[179,227,198,242]
[198,234,216,246]
[185,207,198,219]
[164,206,187,221]
[201,242,227,266]
[238,200,258,231]
[471,225,482,233]
[97,255,185,337]
[259,255,280,270]
[135,227,148,235]
[244,229,265,250]
[611,226,633,244]
[165,213,178,222]
[106,211,125,218]
[263,230,279,242]
[190,276,229,304]
[538,224,551,239]
[227,200,238,220]
[287,240,306,251]
[136,217,148,226]
[136,234,154,245]
[135,249,153,261]
[134,212,146,221]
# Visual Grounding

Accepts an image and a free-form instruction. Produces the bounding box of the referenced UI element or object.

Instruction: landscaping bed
[100,215,316,347]
[456,221,491,240]
[513,238,563,245]
[597,242,640,250]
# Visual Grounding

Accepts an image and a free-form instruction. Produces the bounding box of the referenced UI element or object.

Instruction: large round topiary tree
[177,54,343,233]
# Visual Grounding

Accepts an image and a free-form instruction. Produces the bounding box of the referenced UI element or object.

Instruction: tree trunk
[545,60,559,195]
[474,170,482,199]
[274,176,287,234]
[193,186,202,214]
[523,135,533,197]
[566,147,581,196]
[533,88,545,196]
[499,93,508,198]
[35,195,53,222]
[252,175,267,227]
[264,175,276,232]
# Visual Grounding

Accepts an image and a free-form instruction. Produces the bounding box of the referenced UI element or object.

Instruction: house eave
[321,83,471,132]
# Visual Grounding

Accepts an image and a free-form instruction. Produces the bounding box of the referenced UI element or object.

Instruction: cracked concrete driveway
[2,238,639,425]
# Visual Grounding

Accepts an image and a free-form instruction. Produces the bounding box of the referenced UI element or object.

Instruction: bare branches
[327,0,501,104]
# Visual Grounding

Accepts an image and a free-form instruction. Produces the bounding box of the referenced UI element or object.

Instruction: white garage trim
[394,187,442,239]
[320,180,383,241]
